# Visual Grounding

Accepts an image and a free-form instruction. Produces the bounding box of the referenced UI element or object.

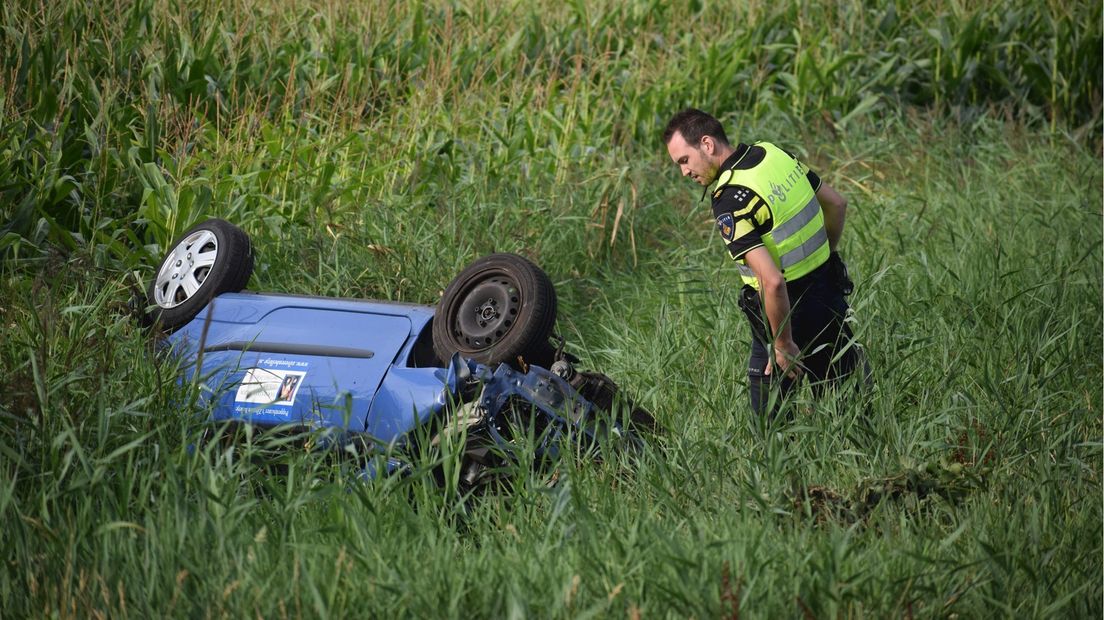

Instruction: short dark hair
[663,108,729,146]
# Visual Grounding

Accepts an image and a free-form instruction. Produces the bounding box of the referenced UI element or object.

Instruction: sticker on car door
[234,361,308,416]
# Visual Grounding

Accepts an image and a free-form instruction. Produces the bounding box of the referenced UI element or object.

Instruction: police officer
[663,108,867,416]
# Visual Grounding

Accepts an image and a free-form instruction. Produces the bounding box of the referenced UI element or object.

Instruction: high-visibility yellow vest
[713,141,830,288]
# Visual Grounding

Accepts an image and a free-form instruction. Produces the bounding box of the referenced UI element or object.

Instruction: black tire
[146,218,254,331]
[432,253,557,368]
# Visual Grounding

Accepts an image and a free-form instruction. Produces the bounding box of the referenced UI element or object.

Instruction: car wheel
[146,218,254,331]
[432,253,557,368]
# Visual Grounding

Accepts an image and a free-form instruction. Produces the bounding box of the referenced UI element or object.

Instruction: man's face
[666,131,718,186]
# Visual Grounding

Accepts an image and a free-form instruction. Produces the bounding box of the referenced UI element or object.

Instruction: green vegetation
[1,0,1100,616]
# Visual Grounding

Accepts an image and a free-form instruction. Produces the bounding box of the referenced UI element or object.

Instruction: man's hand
[745,248,804,381]
[766,339,803,380]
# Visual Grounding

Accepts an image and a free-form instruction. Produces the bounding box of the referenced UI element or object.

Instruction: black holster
[828,252,854,296]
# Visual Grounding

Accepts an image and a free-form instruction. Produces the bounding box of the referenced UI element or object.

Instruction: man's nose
[681,165,690,177]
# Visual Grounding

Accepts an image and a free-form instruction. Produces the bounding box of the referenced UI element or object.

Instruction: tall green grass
[1,0,1099,264]
[1,0,1101,617]
[2,115,1099,618]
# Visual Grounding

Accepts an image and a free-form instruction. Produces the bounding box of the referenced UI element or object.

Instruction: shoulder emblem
[716,213,735,242]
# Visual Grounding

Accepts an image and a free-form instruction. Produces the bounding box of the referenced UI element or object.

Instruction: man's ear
[700,135,715,156]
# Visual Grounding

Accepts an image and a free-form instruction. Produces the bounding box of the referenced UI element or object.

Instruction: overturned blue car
[148,219,656,489]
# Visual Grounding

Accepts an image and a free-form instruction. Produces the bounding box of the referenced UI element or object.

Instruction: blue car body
[167,292,615,462]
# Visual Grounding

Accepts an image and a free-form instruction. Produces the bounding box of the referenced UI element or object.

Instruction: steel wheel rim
[152,230,219,308]
[452,276,520,350]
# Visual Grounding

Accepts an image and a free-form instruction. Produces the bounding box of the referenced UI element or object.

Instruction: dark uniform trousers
[737,262,867,417]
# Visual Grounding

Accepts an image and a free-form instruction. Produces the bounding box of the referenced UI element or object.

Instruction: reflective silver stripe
[780,227,828,269]
[736,262,755,278]
[772,196,821,242]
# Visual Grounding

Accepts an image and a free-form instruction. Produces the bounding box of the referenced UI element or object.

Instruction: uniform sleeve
[712,185,772,260]
[782,147,822,191]
[805,167,821,192]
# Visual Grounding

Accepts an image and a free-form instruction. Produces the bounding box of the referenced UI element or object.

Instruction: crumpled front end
[423,355,653,491]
